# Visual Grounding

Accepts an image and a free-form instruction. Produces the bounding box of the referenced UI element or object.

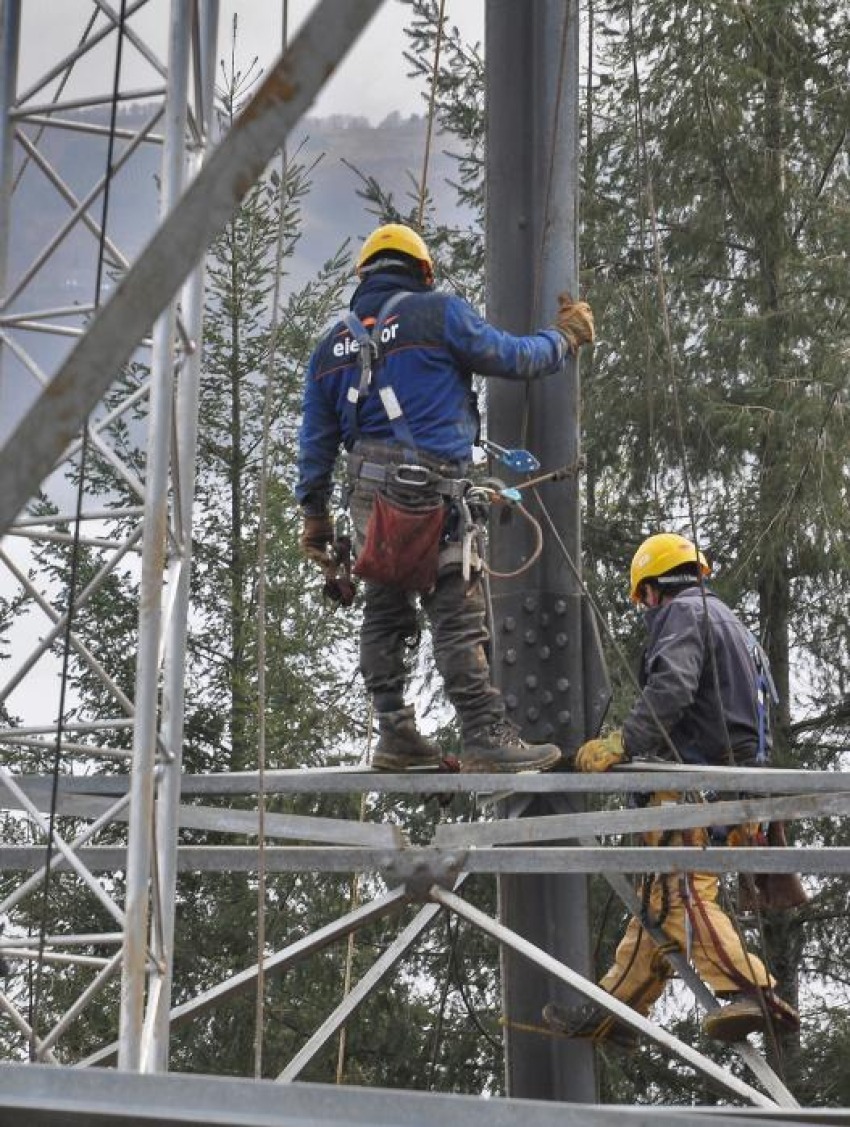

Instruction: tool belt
[345,444,474,591]
[345,451,471,500]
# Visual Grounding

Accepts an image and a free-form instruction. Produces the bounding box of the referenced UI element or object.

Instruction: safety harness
[342,291,419,456]
[747,631,779,766]
[339,293,489,585]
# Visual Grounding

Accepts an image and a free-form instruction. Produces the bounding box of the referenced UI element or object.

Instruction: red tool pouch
[353,491,444,592]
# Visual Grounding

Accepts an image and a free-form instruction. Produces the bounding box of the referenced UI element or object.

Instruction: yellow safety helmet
[629,532,711,603]
[356,223,434,285]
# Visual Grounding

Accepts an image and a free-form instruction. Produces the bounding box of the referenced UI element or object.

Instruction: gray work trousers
[348,440,503,736]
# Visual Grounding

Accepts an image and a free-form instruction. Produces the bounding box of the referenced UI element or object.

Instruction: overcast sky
[16,1,485,123]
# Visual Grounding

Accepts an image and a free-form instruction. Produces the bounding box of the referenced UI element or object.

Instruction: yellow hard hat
[356,223,434,284]
[629,532,710,603]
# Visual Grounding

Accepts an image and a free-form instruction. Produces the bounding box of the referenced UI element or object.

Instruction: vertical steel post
[0,0,20,307]
[485,0,601,1102]
[149,0,219,1073]
[118,1,193,1072]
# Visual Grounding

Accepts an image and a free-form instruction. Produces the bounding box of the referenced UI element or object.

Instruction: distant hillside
[289,112,470,288]
[8,105,469,314]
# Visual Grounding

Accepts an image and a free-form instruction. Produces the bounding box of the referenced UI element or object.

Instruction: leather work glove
[575,730,627,773]
[299,512,334,566]
[554,292,595,353]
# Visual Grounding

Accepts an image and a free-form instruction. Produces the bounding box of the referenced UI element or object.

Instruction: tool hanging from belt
[321,514,356,607]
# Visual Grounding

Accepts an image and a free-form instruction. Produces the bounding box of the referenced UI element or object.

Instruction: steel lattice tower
[0,3,839,1124]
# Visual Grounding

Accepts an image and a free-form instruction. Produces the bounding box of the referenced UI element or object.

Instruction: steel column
[118,0,195,1071]
[485,0,601,1102]
[0,0,20,309]
[148,0,220,1074]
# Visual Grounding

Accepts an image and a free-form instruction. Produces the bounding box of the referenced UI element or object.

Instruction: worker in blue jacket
[296,223,595,773]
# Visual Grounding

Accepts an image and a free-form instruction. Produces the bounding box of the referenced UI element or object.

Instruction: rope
[416,0,446,228]
[252,0,290,1079]
[28,0,129,1061]
[625,4,741,776]
[481,501,543,580]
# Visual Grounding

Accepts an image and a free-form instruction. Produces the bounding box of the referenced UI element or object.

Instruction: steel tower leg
[118,0,197,1072]
[147,4,220,1073]
[0,0,20,306]
[486,0,605,1102]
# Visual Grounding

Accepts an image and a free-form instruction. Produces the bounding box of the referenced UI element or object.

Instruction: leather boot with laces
[542,1000,638,1050]
[461,718,562,774]
[372,706,443,771]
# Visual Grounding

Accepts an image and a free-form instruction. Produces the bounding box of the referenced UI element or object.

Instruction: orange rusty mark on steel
[238,65,300,127]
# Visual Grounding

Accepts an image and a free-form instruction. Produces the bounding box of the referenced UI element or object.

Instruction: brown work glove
[554,292,595,353]
[575,730,627,773]
[300,512,333,566]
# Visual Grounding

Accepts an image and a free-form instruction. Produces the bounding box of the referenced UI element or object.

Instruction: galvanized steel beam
[0,1061,826,1127]
[0,844,840,875]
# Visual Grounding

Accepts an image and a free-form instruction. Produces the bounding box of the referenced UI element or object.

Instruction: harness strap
[343,292,418,454]
[745,630,778,766]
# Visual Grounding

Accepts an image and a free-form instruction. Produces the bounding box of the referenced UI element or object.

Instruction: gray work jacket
[622,587,768,766]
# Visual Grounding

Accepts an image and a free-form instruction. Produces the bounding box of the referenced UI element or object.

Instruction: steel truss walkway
[1,762,847,1112]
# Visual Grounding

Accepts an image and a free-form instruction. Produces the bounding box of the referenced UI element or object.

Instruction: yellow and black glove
[575,730,627,773]
[554,292,595,353]
[299,512,333,566]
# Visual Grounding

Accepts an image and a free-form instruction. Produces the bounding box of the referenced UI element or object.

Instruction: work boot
[542,1000,638,1051]
[460,718,562,774]
[702,991,799,1042]
[372,706,443,771]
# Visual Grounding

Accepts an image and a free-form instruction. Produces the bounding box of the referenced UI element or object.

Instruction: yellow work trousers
[599,869,774,1015]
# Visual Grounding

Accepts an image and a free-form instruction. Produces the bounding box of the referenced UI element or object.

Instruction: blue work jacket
[295,271,568,512]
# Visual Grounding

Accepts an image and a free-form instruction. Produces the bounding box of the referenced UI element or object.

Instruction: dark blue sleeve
[295,353,342,513]
[442,294,567,378]
[622,600,705,758]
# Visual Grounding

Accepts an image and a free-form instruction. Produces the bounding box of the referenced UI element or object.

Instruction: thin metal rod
[14,88,167,118]
[435,791,850,847]
[132,3,217,1060]
[0,0,21,302]
[14,114,163,142]
[0,534,141,711]
[0,792,131,916]
[0,843,839,876]
[0,768,125,924]
[36,952,123,1057]
[0,993,60,1063]
[118,0,193,1070]
[4,110,163,306]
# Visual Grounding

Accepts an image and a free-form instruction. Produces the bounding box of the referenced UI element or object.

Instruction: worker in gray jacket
[544,532,800,1047]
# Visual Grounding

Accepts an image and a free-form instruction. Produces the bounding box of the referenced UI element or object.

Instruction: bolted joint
[379,848,466,902]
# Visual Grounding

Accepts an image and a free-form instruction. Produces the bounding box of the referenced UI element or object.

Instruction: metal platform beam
[0,1062,833,1127]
